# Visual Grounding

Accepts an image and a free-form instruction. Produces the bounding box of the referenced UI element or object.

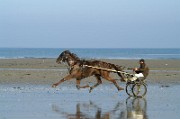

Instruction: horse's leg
[89,75,102,93]
[76,79,90,90]
[52,74,73,88]
[76,79,81,90]
[102,72,124,91]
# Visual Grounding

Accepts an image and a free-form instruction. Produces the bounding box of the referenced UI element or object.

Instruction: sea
[0,48,180,60]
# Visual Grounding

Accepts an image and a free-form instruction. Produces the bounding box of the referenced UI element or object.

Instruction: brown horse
[52,50,125,92]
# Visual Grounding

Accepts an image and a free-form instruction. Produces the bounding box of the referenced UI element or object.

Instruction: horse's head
[56,50,80,66]
[56,50,71,64]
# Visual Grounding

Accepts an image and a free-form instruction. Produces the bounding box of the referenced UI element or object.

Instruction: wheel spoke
[133,83,147,97]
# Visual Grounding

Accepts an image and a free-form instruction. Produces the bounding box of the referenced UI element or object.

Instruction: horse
[52,50,125,92]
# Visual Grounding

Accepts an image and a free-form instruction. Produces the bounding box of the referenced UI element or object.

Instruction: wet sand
[0,59,180,119]
[0,84,180,119]
[0,58,180,85]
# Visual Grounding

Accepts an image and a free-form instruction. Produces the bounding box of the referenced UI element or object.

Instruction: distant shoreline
[1,58,180,60]
[0,48,180,59]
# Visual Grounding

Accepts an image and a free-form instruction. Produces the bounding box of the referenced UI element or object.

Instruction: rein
[62,54,80,73]
[83,65,132,75]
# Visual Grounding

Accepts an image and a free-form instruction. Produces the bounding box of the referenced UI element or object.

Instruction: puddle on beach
[0,84,180,119]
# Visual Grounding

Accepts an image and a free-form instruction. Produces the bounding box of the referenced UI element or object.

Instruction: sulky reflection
[126,97,148,119]
[52,97,148,119]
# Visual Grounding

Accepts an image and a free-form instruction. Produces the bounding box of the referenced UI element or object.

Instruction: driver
[133,59,149,80]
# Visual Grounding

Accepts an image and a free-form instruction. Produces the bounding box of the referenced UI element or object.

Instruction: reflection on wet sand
[52,97,148,119]
[52,101,115,119]
[126,97,148,119]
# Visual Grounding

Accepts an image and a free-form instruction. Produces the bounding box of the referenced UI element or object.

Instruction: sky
[0,0,180,48]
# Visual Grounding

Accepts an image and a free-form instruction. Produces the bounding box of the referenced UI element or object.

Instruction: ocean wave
[0,48,180,59]
[143,54,180,56]
[0,68,66,71]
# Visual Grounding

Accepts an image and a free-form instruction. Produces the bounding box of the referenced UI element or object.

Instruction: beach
[0,58,180,85]
[1,58,180,119]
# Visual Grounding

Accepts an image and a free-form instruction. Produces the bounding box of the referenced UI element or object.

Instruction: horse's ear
[64,50,71,54]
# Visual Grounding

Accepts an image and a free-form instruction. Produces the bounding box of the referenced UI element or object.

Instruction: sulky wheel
[126,82,134,97]
[132,83,147,98]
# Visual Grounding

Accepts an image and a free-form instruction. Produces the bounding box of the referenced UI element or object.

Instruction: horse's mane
[67,50,80,61]
[71,53,80,61]
[66,50,124,70]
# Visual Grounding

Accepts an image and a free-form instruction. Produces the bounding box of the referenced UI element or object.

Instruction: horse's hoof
[76,85,80,90]
[89,87,93,93]
[118,87,124,91]
[52,84,57,88]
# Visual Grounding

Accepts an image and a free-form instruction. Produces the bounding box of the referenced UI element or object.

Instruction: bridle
[60,53,79,72]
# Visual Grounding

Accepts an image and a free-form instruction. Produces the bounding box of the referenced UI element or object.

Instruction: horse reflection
[52,101,124,119]
[52,103,89,119]
[52,98,148,119]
